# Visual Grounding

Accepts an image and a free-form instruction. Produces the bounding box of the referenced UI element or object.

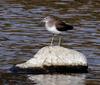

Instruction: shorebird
[42,16,73,45]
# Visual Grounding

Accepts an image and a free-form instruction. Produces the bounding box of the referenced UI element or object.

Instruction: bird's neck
[45,22,55,28]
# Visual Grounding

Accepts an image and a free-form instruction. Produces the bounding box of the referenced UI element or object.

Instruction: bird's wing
[55,20,73,31]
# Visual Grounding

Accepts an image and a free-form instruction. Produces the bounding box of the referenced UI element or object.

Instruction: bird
[42,16,73,46]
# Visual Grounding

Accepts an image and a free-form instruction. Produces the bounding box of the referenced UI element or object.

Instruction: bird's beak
[39,19,44,25]
[41,19,45,22]
[40,19,45,25]
[40,20,43,23]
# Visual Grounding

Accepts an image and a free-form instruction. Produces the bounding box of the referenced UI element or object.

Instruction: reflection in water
[28,74,86,85]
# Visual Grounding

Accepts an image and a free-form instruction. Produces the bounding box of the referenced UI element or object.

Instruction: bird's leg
[58,35,62,46]
[50,34,55,46]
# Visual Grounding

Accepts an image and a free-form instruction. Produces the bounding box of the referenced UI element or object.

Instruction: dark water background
[0,0,100,85]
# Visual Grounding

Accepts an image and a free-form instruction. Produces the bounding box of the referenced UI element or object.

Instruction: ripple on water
[0,0,100,85]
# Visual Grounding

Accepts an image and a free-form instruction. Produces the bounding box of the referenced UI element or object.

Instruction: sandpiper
[42,16,73,45]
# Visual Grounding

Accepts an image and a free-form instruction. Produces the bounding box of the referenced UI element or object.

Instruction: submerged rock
[12,46,88,73]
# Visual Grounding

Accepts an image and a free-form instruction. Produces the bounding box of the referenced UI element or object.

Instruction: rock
[14,46,88,73]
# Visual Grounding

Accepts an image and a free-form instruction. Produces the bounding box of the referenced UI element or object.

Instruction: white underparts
[45,23,61,34]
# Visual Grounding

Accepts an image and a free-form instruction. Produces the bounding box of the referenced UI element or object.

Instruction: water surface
[0,0,100,85]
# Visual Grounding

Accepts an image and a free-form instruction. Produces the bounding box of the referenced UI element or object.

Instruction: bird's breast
[45,24,61,34]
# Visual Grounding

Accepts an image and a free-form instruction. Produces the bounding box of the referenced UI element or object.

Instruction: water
[0,0,100,85]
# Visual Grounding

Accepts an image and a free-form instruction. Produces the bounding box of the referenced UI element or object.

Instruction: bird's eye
[46,17,48,19]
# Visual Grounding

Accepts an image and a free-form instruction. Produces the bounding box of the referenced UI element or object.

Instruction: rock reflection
[28,74,86,85]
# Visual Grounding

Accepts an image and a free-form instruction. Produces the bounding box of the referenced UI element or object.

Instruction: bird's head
[42,16,56,23]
